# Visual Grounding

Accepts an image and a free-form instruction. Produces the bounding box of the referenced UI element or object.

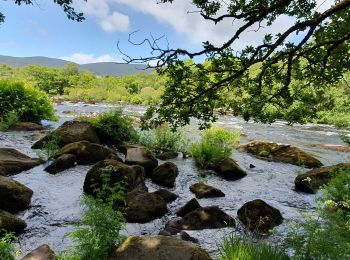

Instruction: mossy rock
[0,210,26,234]
[151,162,179,188]
[189,183,225,199]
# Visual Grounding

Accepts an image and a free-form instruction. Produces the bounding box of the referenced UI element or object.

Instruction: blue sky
[0,0,331,64]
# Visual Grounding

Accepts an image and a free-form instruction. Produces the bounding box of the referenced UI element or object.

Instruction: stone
[0,148,42,176]
[153,189,178,203]
[311,144,350,152]
[189,183,225,199]
[32,120,100,149]
[237,199,283,233]
[214,157,247,180]
[295,163,350,193]
[0,176,33,213]
[151,162,179,188]
[44,154,76,174]
[8,122,44,131]
[156,151,178,160]
[177,198,201,217]
[0,210,26,234]
[237,141,323,168]
[125,146,158,176]
[21,244,56,260]
[108,236,212,260]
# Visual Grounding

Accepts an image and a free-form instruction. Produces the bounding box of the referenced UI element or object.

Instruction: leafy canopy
[125,0,350,129]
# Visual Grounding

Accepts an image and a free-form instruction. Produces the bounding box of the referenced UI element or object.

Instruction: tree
[123,0,350,129]
[0,0,86,24]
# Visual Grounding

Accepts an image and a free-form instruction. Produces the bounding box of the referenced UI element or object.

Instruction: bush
[83,109,138,145]
[0,231,17,260]
[0,79,55,123]
[219,235,289,260]
[189,127,240,168]
[0,111,19,131]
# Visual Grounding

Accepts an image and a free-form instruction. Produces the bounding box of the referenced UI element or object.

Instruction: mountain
[0,55,153,76]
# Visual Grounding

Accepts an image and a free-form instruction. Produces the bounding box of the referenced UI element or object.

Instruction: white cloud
[100,12,129,33]
[81,0,109,18]
[60,53,124,64]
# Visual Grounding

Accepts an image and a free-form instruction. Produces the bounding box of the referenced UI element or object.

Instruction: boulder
[84,160,147,198]
[21,244,56,260]
[177,198,201,217]
[237,199,283,233]
[237,141,322,168]
[124,191,167,223]
[166,206,235,230]
[158,229,199,243]
[151,162,179,188]
[0,148,42,176]
[295,163,350,193]
[156,151,178,160]
[57,141,121,165]
[44,154,76,174]
[125,147,158,176]
[0,176,33,213]
[32,120,100,149]
[8,122,44,131]
[108,236,212,260]
[311,144,350,152]
[214,157,247,180]
[189,183,225,199]
[153,189,178,203]
[0,210,26,234]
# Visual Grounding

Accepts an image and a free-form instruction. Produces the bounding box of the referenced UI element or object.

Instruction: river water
[1,102,349,259]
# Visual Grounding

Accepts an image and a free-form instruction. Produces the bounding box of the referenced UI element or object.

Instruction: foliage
[0,231,17,260]
[218,235,289,260]
[60,166,126,260]
[286,169,350,259]
[0,111,19,131]
[82,109,138,145]
[0,79,55,123]
[340,133,350,146]
[39,136,60,160]
[189,126,240,168]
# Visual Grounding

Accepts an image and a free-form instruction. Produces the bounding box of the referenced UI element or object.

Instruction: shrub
[0,79,55,123]
[219,235,289,260]
[83,109,138,145]
[189,127,240,168]
[340,133,350,146]
[0,231,17,260]
[0,111,19,131]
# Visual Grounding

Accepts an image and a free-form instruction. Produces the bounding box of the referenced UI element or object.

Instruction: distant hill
[0,55,153,77]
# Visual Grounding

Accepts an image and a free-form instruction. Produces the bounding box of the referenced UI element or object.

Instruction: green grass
[0,231,17,260]
[0,111,19,131]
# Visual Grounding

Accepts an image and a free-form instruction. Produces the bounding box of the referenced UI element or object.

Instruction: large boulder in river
[83,160,147,198]
[44,154,76,174]
[295,163,350,193]
[214,157,247,180]
[165,206,235,230]
[57,141,120,165]
[151,162,179,188]
[8,122,44,131]
[21,244,56,260]
[123,191,168,223]
[176,198,201,217]
[0,210,27,234]
[32,120,100,149]
[237,199,283,233]
[108,236,212,260]
[0,148,42,176]
[0,176,33,213]
[125,146,158,176]
[237,141,322,168]
[190,183,225,199]
[153,189,178,203]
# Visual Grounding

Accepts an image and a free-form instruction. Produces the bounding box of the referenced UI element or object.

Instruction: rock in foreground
[151,162,179,188]
[21,244,56,260]
[0,210,27,234]
[44,154,76,174]
[190,183,225,199]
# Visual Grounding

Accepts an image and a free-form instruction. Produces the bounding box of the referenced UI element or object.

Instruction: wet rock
[0,210,26,234]
[151,162,179,188]
[295,163,350,193]
[189,183,225,199]
[158,229,199,243]
[0,148,42,176]
[0,176,33,213]
[32,120,100,149]
[237,199,283,233]
[153,189,178,203]
[8,122,44,131]
[156,151,178,160]
[249,164,256,169]
[177,198,201,217]
[21,244,56,260]
[214,157,247,180]
[237,141,323,168]
[57,141,121,165]
[84,160,147,198]
[311,144,350,152]
[125,146,158,176]
[166,206,235,230]
[108,236,212,260]
[124,191,167,223]
[44,154,76,174]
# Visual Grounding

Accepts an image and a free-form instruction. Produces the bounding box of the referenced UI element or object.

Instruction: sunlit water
[1,102,349,258]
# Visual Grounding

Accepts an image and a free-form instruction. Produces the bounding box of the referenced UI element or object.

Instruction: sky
[0,0,333,64]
